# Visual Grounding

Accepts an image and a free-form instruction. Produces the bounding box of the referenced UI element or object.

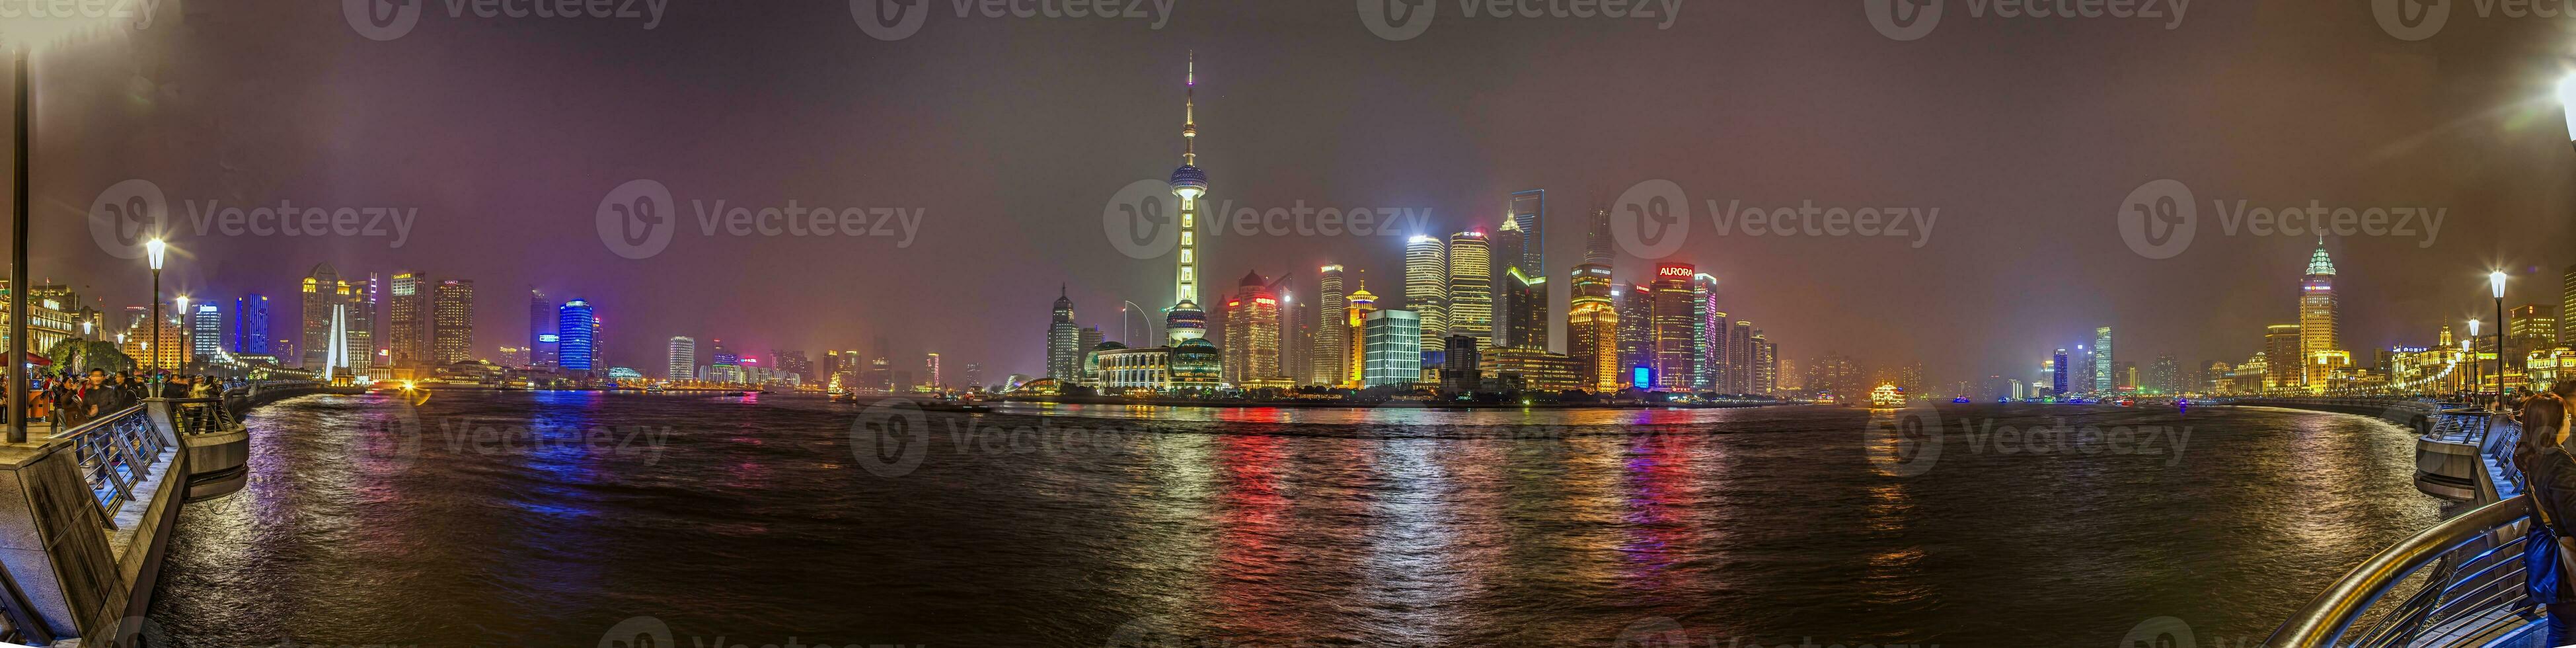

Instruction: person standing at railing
[2517,380,2576,645]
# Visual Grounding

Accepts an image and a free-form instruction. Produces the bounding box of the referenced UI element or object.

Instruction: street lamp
[2557,73,2576,151]
[173,295,188,372]
[145,238,164,376]
[2491,270,2508,409]
[2468,318,2481,401]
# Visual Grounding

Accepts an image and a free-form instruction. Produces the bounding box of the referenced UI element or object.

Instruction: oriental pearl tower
[1164,51,1211,346]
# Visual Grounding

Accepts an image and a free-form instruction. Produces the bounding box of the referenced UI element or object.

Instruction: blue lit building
[558,300,597,371]
[233,295,270,354]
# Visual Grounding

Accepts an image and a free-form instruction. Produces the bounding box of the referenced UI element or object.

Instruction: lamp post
[173,294,188,373]
[2491,270,2508,409]
[145,239,164,375]
[2468,318,2481,402]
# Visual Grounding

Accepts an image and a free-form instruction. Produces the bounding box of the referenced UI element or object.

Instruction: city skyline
[24,3,2576,387]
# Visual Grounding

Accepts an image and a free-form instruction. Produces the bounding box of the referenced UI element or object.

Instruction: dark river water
[143,391,2441,647]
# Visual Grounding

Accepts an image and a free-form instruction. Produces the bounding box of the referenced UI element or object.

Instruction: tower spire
[1182,50,1197,167]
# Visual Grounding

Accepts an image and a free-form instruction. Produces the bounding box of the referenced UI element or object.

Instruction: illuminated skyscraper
[232,294,270,354]
[1649,264,1694,389]
[1752,331,1776,395]
[1492,216,1527,348]
[558,300,597,372]
[1361,309,1420,387]
[2092,326,2115,393]
[1221,271,1281,385]
[667,336,697,380]
[1046,285,1082,380]
[1691,274,1717,389]
[2511,304,2557,369]
[1312,265,1348,386]
[2298,239,2339,389]
[1507,189,1544,277]
[1616,284,1653,385]
[1501,266,1548,351]
[2051,348,2069,395]
[389,271,428,368]
[1445,231,1492,349]
[1729,321,1754,392]
[432,279,475,364]
[1164,52,1211,346]
[924,352,942,389]
[298,263,351,370]
[2562,264,2575,348]
[529,288,555,367]
[1344,283,1379,387]
[2264,323,2302,391]
[1566,263,1618,392]
[190,303,221,360]
[1404,235,1448,354]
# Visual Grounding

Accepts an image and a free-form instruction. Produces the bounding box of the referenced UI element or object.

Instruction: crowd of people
[0,370,244,428]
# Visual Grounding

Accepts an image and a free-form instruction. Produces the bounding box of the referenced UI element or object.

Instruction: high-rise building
[1567,264,1618,393]
[1507,189,1544,277]
[1441,335,1481,392]
[667,336,697,380]
[1445,231,1492,349]
[964,363,983,390]
[1691,274,1718,389]
[389,271,430,368]
[2149,354,2181,394]
[2299,239,2340,390]
[2051,348,2070,395]
[529,288,555,368]
[1312,265,1349,386]
[350,273,379,375]
[2264,323,2302,391]
[773,350,814,383]
[1500,266,1548,352]
[1047,285,1082,381]
[432,279,475,365]
[1361,309,1421,387]
[1751,331,1776,395]
[299,263,352,370]
[1729,321,1755,392]
[1582,206,1613,266]
[1492,216,1526,348]
[2561,264,2575,349]
[1649,264,1694,390]
[558,300,597,371]
[1221,271,1281,385]
[924,352,942,389]
[1341,284,1380,387]
[1163,52,1212,347]
[2092,326,2115,393]
[1616,284,1653,386]
[2511,304,2557,368]
[232,295,270,354]
[189,303,221,360]
[1404,235,1449,354]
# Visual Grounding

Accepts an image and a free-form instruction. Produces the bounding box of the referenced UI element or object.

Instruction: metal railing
[2267,495,2540,647]
[47,404,167,521]
[164,396,239,436]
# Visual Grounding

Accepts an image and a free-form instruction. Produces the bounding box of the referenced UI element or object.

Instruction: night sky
[19,0,2576,382]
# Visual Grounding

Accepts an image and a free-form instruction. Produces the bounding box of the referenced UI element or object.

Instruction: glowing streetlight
[146,238,164,375]
[174,294,189,371]
[2488,272,2507,411]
